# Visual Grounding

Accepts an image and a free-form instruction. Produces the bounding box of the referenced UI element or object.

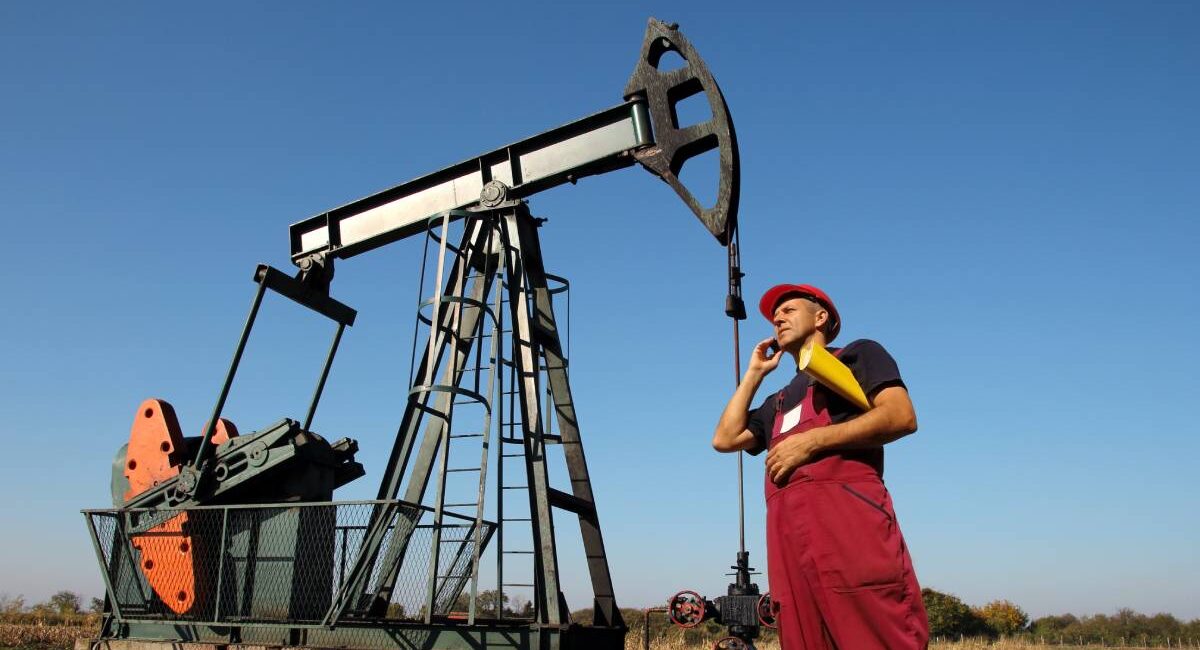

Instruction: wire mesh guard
[84,501,495,625]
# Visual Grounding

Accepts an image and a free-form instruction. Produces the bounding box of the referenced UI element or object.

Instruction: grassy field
[0,622,92,650]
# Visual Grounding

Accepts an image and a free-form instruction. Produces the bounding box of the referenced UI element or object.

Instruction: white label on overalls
[780,403,803,432]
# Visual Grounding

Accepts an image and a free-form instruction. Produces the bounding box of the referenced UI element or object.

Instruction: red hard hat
[759,284,842,342]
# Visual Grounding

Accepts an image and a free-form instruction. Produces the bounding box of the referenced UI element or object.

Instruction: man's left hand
[765,429,828,486]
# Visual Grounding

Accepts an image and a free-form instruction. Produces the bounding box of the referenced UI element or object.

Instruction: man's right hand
[747,337,783,378]
[714,337,780,453]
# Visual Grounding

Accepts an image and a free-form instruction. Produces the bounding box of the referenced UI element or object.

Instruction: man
[713,283,929,650]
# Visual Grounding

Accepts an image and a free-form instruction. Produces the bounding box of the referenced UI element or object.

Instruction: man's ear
[814,308,829,329]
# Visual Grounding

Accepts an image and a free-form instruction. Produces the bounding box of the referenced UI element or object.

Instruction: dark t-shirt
[745,339,906,456]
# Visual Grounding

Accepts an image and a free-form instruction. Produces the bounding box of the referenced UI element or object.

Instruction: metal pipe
[423,213,455,624]
[83,514,124,622]
[734,318,744,555]
[338,526,349,594]
[212,508,230,622]
[192,275,268,469]
[728,229,747,555]
[468,252,503,624]
[644,607,668,650]
[303,322,346,431]
[426,211,451,387]
[496,277,507,621]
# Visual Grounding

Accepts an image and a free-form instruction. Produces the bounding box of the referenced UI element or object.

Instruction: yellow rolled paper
[796,341,871,412]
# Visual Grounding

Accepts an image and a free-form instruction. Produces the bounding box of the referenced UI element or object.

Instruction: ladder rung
[444,503,478,507]
[501,550,534,554]
[502,517,531,522]
[501,485,528,490]
[503,583,535,588]
[500,437,523,444]
[450,433,485,439]
[501,452,524,458]
[446,467,481,473]
[542,434,562,444]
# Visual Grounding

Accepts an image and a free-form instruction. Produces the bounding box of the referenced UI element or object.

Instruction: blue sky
[1,1,1198,620]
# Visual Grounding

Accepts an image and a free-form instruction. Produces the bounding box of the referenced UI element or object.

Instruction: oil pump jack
[84,18,763,650]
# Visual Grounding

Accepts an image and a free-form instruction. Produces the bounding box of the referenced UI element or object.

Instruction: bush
[976,599,1029,636]
[922,588,987,638]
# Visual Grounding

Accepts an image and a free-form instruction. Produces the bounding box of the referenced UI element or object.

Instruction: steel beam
[289,102,651,262]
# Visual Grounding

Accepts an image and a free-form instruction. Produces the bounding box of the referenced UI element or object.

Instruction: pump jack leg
[499,205,565,629]
[512,208,624,629]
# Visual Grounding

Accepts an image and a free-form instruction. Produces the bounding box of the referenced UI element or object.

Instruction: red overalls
[765,359,929,650]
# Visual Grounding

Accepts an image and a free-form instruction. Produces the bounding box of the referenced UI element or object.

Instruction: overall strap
[775,346,845,414]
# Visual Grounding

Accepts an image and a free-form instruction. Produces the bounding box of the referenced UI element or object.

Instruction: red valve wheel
[667,590,707,628]
[757,593,778,629]
[714,637,750,650]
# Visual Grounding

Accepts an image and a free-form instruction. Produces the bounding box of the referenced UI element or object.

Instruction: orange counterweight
[122,399,237,614]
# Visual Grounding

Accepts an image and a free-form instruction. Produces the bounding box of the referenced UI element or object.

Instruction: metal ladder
[418,212,505,623]
[494,269,571,621]
[491,206,621,628]
[352,204,622,630]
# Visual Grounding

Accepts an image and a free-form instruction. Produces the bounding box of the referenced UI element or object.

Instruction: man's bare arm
[713,338,781,453]
[712,374,764,452]
[814,384,917,451]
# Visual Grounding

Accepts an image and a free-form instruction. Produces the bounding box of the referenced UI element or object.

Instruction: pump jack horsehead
[88,18,740,650]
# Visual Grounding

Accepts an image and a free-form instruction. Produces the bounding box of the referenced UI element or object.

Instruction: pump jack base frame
[85,206,626,650]
[79,619,624,650]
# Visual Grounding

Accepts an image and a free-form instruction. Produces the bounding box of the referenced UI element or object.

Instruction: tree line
[0,591,101,626]
[0,589,533,625]
[922,588,1200,645]
[6,587,1198,647]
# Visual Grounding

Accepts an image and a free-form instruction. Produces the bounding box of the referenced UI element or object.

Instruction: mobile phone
[767,339,780,358]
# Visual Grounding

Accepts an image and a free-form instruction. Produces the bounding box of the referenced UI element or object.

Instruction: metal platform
[82,501,625,648]
[85,501,495,628]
